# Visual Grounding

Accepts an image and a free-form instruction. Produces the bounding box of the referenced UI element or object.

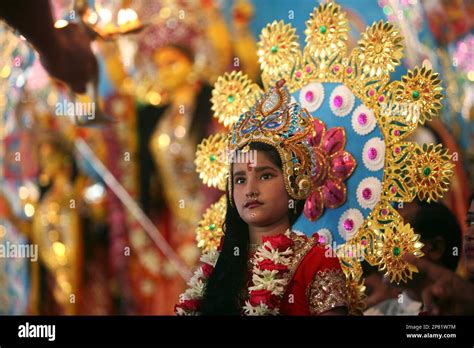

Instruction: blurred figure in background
[363,264,401,315]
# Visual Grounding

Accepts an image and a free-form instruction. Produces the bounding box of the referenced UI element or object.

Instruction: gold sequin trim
[287,232,318,281]
[306,268,349,315]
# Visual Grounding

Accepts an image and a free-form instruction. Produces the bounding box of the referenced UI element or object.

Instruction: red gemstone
[368,147,378,160]
[344,219,354,231]
[333,95,343,108]
[358,113,367,125]
[362,188,372,200]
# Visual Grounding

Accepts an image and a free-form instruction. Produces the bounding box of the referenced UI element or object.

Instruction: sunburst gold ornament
[375,223,424,284]
[409,143,454,202]
[304,1,349,60]
[356,21,404,78]
[258,21,302,88]
[396,66,443,124]
[196,194,226,252]
[195,133,229,191]
[211,71,262,128]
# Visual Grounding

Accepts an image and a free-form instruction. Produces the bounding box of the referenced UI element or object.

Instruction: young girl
[175,81,349,315]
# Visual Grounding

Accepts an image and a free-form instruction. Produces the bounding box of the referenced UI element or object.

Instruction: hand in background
[40,23,97,94]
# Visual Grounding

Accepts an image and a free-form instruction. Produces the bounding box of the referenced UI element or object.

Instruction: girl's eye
[466,219,474,227]
[261,173,273,180]
[235,177,245,184]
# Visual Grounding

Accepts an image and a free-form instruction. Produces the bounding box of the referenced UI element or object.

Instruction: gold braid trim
[287,232,319,282]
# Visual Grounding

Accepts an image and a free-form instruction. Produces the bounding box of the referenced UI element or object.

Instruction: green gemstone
[228,95,235,103]
[393,246,401,256]
[412,90,420,99]
[209,223,215,231]
[423,166,431,177]
[210,154,216,162]
[319,25,327,34]
[271,45,278,54]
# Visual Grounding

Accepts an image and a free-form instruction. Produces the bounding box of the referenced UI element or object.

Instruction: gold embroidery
[287,231,318,282]
[306,268,349,315]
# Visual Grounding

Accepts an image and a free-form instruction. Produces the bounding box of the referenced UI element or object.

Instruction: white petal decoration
[356,177,382,209]
[351,104,376,135]
[362,137,385,172]
[299,82,324,112]
[338,208,364,241]
[316,228,333,245]
[329,84,355,117]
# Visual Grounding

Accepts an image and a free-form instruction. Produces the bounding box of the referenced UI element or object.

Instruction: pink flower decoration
[304,117,356,222]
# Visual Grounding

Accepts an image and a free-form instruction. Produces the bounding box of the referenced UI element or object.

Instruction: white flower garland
[176,230,294,316]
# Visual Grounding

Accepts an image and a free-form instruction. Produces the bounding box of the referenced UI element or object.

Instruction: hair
[409,201,462,272]
[200,142,305,315]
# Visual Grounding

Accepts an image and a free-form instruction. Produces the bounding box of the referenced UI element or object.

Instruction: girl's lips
[246,202,263,209]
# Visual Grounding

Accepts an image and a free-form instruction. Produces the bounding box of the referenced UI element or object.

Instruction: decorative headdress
[227,80,316,202]
[194,1,454,289]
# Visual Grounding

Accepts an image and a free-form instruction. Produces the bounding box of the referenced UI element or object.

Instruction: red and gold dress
[175,230,349,316]
[278,232,348,315]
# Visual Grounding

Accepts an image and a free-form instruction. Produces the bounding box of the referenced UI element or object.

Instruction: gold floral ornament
[194,133,229,191]
[211,71,262,128]
[395,66,443,125]
[258,21,302,89]
[304,1,349,60]
[375,223,424,284]
[356,21,404,78]
[409,143,454,202]
[345,276,367,315]
[196,194,226,252]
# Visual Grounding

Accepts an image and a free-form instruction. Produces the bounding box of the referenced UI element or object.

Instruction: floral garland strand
[175,249,220,315]
[243,231,294,315]
[175,229,295,316]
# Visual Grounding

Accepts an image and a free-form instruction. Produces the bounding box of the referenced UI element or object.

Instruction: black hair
[410,201,462,272]
[200,142,305,315]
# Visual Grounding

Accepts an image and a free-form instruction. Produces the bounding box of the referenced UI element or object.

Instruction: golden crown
[227,80,315,201]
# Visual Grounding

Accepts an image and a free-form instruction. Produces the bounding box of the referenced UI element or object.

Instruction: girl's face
[232,150,291,227]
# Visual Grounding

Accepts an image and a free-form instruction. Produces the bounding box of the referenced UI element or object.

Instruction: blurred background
[0,0,472,315]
